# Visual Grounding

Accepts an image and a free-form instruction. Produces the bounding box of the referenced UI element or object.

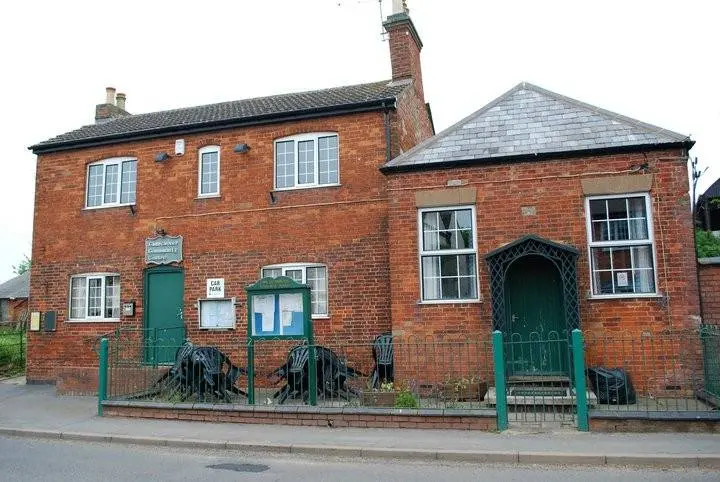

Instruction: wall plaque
[145,235,183,265]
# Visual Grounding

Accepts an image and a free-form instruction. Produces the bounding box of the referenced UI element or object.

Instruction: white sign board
[206,278,225,298]
[616,272,629,287]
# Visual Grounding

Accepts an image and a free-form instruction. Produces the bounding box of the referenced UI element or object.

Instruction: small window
[199,299,235,329]
[419,206,479,302]
[261,263,328,317]
[586,194,657,296]
[69,274,120,320]
[86,158,137,208]
[198,146,220,197]
[274,133,339,190]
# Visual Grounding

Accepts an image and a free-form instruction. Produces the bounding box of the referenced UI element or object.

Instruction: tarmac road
[1,436,718,482]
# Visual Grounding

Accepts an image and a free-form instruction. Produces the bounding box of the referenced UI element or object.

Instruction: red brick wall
[699,263,720,325]
[386,149,701,390]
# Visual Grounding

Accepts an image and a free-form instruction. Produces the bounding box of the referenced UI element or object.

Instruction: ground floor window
[585,193,657,296]
[418,206,479,302]
[261,263,328,317]
[69,273,120,320]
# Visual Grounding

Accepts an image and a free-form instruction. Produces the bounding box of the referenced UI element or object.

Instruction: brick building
[27,5,701,397]
[0,271,29,325]
[383,83,699,391]
[27,7,432,392]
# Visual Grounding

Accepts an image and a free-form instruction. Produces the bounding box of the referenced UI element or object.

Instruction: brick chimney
[383,0,425,103]
[95,86,130,124]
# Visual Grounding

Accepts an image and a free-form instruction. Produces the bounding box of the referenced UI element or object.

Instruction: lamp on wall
[233,143,250,153]
[155,152,171,162]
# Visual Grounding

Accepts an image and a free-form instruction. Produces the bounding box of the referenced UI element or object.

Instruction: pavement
[1,376,719,469]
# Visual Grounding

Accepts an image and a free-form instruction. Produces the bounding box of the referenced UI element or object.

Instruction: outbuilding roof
[384,82,692,170]
[0,272,29,300]
[30,79,411,154]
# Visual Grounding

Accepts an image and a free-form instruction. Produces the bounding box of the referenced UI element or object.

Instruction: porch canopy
[485,234,580,334]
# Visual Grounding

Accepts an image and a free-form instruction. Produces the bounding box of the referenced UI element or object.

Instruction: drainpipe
[383,103,392,162]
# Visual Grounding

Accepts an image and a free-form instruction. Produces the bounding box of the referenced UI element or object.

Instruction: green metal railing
[701,325,720,401]
[96,327,719,426]
[0,326,26,377]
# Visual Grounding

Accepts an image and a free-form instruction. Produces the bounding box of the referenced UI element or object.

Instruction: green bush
[394,390,419,409]
[696,230,720,258]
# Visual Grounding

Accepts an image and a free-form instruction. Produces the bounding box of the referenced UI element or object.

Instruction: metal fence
[98,326,719,427]
[584,328,718,414]
[0,327,26,377]
[102,329,495,411]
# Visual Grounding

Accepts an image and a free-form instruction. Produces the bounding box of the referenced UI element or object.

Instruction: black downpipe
[383,103,392,162]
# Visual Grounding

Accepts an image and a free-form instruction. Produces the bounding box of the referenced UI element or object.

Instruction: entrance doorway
[144,266,185,364]
[504,255,569,376]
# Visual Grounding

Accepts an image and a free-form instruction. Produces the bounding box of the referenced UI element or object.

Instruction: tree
[12,255,31,275]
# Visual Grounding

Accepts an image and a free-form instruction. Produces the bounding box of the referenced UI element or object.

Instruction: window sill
[311,315,330,320]
[67,318,121,323]
[587,293,663,301]
[273,183,341,192]
[83,204,135,211]
[417,299,483,305]
[199,326,235,330]
[195,195,221,200]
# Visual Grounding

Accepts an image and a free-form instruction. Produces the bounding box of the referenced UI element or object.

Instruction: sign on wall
[145,235,183,265]
[206,278,225,298]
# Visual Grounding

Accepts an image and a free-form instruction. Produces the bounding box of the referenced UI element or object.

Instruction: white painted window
[274,133,339,190]
[198,146,220,196]
[86,157,137,208]
[585,193,657,297]
[261,263,328,317]
[199,299,235,329]
[69,274,120,320]
[418,206,479,302]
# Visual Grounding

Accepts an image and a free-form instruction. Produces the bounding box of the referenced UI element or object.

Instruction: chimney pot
[116,93,127,111]
[105,87,116,105]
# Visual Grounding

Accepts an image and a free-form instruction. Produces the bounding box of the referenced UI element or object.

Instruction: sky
[0,0,717,283]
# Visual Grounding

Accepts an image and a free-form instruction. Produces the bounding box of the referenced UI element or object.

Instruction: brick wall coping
[102,400,496,419]
[698,257,720,265]
[590,410,720,421]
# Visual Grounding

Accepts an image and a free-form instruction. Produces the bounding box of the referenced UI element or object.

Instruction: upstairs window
[261,263,328,317]
[274,133,339,190]
[86,157,137,208]
[69,273,120,320]
[198,146,220,197]
[586,193,657,296]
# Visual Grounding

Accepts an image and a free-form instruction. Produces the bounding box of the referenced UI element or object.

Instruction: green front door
[504,255,568,376]
[144,267,185,364]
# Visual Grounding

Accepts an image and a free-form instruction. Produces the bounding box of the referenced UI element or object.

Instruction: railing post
[572,329,589,432]
[247,339,255,405]
[492,330,508,431]
[97,337,108,416]
[308,344,317,406]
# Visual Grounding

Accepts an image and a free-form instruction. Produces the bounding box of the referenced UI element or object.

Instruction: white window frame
[84,157,137,209]
[260,263,329,318]
[197,297,236,330]
[68,273,121,322]
[273,133,340,191]
[584,192,659,299]
[198,145,221,197]
[417,205,480,304]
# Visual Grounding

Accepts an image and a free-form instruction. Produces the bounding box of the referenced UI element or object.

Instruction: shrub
[696,230,720,258]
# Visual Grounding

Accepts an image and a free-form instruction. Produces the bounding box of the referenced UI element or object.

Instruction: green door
[505,255,568,376]
[144,267,185,364]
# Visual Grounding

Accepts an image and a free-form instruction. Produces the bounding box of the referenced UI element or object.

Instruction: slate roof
[30,79,410,153]
[384,82,692,170]
[0,272,29,300]
[700,178,720,200]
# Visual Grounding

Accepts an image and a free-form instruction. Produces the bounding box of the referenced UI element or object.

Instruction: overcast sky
[0,0,717,283]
